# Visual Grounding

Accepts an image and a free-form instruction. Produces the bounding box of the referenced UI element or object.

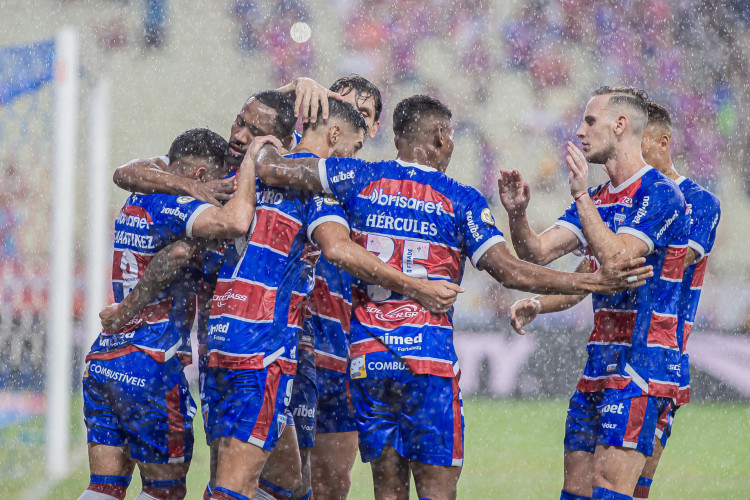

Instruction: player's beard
[586,142,616,165]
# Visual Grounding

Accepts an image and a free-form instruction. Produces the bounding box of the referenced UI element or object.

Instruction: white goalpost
[46,26,79,480]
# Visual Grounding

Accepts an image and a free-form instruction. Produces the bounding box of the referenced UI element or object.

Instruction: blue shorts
[348,351,464,467]
[656,402,677,448]
[83,351,195,464]
[290,348,318,448]
[564,389,671,457]
[316,367,357,434]
[203,360,295,451]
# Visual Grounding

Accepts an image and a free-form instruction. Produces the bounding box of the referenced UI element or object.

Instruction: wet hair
[251,90,296,137]
[302,98,368,135]
[593,86,649,132]
[647,101,672,132]
[168,128,227,166]
[330,74,383,122]
[392,95,452,139]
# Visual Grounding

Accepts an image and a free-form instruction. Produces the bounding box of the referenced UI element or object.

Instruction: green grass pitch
[4,397,749,498]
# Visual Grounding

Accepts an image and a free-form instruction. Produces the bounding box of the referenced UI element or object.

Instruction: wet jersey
[674,176,720,405]
[87,193,211,363]
[306,196,355,373]
[206,153,339,372]
[556,166,689,399]
[318,157,505,378]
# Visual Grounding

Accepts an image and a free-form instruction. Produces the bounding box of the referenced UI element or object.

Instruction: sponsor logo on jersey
[116,211,152,229]
[293,404,316,418]
[176,196,195,204]
[89,362,147,387]
[655,210,680,240]
[367,304,426,322]
[632,196,650,224]
[466,210,483,242]
[212,290,248,308]
[480,208,495,226]
[331,170,355,183]
[668,363,681,375]
[601,422,618,429]
[619,196,634,208]
[367,360,408,371]
[365,213,438,236]
[209,322,229,336]
[350,355,366,379]
[257,189,285,205]
[368,188,448,215]
[368,331,423,349]
[601,402,626,415]
[161,206,189,221]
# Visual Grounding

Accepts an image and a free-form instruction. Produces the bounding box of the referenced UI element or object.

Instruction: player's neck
[604,145,647,188]
[653,157,680,180]
[396,149,446,172]
[293,136,328,158]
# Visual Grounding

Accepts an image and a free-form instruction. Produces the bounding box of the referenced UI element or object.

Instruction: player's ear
[436,125,447,148]
[660,134,670,150]
[280,135,294,150]
[369,120,381,139]
[194,166,207,181]
[328,125,341,147]
[613,114,627,136]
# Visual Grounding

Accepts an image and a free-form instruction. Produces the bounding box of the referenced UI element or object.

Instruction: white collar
[675,175,687,185]
[608,165,652,193]
[395,159,437,172]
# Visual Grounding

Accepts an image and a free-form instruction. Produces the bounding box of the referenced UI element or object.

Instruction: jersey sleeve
[152,195,212,240]
[458,186,506,268]
[305,195,350,244]
[318,156,370,206]
[554,195,587,245]
[687,190,721,259]
[617,181,687,254]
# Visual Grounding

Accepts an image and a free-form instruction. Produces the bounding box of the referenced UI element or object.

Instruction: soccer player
[509,101,721,499]
[247,94,653,500]
[203,97,461,500]
[497,88,691,500]
[80,128,257,500]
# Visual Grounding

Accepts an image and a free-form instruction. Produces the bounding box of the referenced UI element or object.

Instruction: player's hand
[294,77,344,123]
[188,177,236,206]
[100,303,128,332]
[247,135,284,160]
[566,141,590,199]
[410,279,465,314]
[509,298,541,335]
[497,169,530,215]
[593,249,653,294]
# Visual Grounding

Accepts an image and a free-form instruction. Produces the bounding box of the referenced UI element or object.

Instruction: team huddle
[78,76,719,500]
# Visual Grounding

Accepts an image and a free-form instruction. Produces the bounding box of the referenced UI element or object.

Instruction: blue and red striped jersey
[674,176,720,405]
[318,157,505,378]
[556,166,689,399]
[206,153,343,373]
[87,193,211,364]
[302,195,353,372]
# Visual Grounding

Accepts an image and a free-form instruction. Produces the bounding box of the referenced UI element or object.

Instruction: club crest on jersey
[350,355,367,379]
[176,196,195,204]
[614,212,626,228]
[323,196,339,205]
[480,208,495,226]
[276,414,287,437]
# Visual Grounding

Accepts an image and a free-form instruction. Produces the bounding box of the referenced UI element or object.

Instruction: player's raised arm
[100,239,199,331]
[113,156,235,206]
[497,169,581,265]
[253,139,327,194]
[477,241,651,296]
[312,221,463,314]
[189,150,256,239]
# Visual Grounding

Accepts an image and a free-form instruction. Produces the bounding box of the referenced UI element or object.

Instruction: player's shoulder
[681,178,720,213]
[640,168,685,204]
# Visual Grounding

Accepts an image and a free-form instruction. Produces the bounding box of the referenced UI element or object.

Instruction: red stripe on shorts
[250,362,283,445]
[166,384,186,460]
[623,396,648,446]
[451,376,463,463]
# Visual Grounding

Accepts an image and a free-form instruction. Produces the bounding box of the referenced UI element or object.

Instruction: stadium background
[1,0,750,498]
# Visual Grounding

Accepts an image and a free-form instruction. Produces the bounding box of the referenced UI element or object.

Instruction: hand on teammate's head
[247,135,284,160]
[294,77,344,123]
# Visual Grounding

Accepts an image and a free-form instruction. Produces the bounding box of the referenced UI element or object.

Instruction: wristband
[574,191,588,201]
[529,297,542,311]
